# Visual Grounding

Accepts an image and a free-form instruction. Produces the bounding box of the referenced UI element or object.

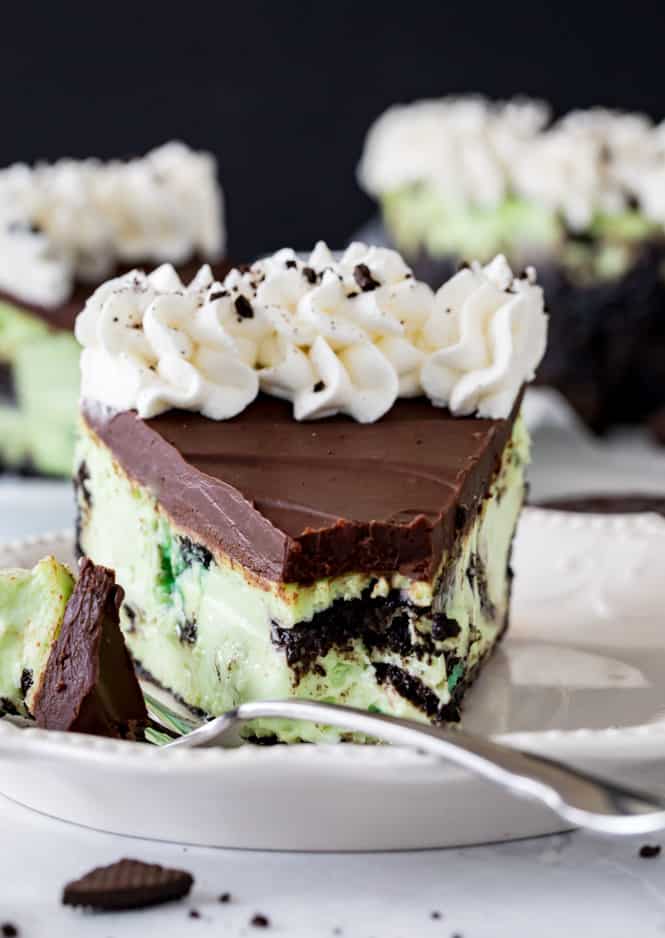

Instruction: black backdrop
[2,2,664,260]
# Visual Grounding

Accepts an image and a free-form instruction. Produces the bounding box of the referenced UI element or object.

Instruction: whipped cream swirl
[511,108,662,229]
[0,142,224,307]
[76,243,547,423]
[358,95,549,205]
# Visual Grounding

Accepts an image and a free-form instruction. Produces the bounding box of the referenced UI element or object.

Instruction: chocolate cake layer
[82,395,519,584]
[0,259,231,333]
[32,559,147,738]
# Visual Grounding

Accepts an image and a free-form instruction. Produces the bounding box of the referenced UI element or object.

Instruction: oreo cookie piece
[62,858,194,911]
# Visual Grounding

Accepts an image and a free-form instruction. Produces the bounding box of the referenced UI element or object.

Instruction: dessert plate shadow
[1,508,665,851]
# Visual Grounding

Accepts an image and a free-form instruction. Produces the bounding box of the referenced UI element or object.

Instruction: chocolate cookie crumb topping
[219,892,232,903]
[251,913,271,928]
[1,924,18,937]
[353,263,380,292]
[302,266,317,284]
[313,381,326,393]
[234,295,254,319]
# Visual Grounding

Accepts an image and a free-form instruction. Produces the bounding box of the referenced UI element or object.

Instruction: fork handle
[223,699,665,836]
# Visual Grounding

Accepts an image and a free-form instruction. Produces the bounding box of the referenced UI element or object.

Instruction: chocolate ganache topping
[83,394,520,584]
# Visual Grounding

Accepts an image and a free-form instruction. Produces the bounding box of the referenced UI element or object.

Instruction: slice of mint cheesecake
[74,242,547,742]
[0,557,147,739]
[0,142,226,476]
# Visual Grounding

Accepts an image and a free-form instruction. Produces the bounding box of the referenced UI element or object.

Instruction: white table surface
[2,415,665,935]
[1,793,664,938]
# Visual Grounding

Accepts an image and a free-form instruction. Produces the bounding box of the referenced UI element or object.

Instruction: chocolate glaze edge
[81,394,520,584]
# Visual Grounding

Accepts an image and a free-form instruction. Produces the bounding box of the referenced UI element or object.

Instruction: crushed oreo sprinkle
[302,266,318,284]
[1,925,18,937]
[313,380,326,393]
[234,295,254,319]
[251,914,271,928]
[353,263,380,292]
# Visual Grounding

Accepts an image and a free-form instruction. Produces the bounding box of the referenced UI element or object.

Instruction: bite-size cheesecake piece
[358,96,665,435]
[0,142,226,475]
[0,556,147,738]
[75,243,547,742]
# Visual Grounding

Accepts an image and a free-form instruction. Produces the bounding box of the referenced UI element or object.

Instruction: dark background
[2,2,664,260]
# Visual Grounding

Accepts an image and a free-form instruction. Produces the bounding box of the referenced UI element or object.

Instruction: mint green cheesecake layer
[76,416,529,743]
[0,299,49,361]
[0,299,79,476]
[382,185,662,280]
[0,557,74,715]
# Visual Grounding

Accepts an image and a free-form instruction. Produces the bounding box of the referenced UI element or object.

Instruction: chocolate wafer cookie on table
[74,241,547,742]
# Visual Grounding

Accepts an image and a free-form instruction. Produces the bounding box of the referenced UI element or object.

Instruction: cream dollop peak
[76,242,547,422]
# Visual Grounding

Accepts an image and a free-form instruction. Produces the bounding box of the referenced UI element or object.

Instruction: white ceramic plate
[1,508,665,851]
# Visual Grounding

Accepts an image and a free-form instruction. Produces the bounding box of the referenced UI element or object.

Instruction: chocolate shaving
[353,263,380,292]
[234,295,254,319]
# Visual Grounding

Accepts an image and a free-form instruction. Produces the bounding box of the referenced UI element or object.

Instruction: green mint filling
[382,185,663,281]
[447,661,465,694]
[158,540,178,597]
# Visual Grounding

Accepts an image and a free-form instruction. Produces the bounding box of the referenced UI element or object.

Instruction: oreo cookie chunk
[62,858,194,911]
[31,559,148,739]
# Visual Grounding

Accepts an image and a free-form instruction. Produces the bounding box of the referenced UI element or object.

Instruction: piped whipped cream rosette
[0,142,224,307]
[358,96,549,208]
[510,108,665,230]
[76,242,548,423]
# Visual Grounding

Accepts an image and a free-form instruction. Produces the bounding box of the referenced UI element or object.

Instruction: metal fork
[143,693,665,836]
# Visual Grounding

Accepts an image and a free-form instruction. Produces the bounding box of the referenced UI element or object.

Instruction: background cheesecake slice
[74,243,546,743]
[0,142,226,476]
[0,557,147,739]
[358,97,665,436]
